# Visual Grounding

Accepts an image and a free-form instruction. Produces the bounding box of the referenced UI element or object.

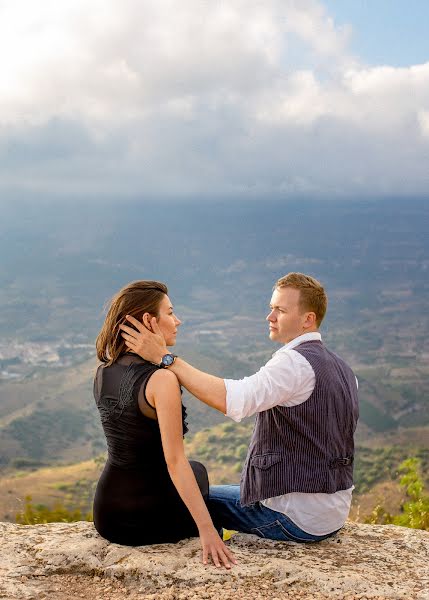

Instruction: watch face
[162,354,175,366]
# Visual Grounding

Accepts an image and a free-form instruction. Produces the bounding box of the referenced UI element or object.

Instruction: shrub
[16,495,93,524]
[365,458,429,530]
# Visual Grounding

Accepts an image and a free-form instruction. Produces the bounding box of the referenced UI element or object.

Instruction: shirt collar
[285,331,322,350]
[273,331,322,356]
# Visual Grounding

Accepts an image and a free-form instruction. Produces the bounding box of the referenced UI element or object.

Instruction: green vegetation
[186,419,429,500]
[354,444,429,493]
[4,408,88,459]
[50,477,96,515]
[16,495,92,525]
[9,431,429,531]
[365,458,429,530]
[358,398,397,432]
[43,454,105,518]
[10,457,47,469]
[185,420,254,481]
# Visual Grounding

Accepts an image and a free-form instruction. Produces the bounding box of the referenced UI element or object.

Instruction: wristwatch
[159,353,177,368]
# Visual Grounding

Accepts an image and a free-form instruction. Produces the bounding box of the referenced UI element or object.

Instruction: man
[120,272,359,543]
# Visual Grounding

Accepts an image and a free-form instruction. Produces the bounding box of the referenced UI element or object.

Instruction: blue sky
[324,0,429,66]
[0,1,428,201]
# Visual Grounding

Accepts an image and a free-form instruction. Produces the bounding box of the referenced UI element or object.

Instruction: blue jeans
[208,485,339,543]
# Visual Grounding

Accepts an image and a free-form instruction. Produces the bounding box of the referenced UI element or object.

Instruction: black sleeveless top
[92,354,198,546]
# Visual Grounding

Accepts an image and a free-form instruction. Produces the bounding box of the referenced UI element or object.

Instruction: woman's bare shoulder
[145,368,180,400]
[149,368,179,384]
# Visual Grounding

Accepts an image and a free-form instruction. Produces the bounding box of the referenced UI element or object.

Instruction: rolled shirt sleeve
[224,348,316,422]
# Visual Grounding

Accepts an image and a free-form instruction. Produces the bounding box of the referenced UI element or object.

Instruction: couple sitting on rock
[93,272,359,569]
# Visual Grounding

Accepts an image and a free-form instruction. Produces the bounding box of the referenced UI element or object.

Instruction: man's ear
[303,312,317,329]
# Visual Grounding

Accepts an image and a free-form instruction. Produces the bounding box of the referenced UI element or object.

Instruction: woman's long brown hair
[96,280,168,365]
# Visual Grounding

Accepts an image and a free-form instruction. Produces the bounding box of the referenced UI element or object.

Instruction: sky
[324,1,429,68]
[0,0,428,201]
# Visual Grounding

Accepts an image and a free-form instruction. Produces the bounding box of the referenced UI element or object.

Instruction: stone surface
[0,521,428,599]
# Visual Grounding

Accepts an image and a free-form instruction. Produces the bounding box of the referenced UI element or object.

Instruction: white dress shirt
[224,332,354,536]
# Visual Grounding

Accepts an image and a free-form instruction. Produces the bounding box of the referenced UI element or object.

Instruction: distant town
[0,339,93,380]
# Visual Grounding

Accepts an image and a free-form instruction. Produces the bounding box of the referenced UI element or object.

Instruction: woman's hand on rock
[199,526,237,569]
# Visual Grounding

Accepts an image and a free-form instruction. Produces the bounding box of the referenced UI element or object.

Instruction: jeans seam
[279,515,336,541]
[251,519,281,538]
[253,519,315,542]
[276,520,313,542]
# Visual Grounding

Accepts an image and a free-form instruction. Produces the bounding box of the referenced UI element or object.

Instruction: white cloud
[418,110,429,137]
[0,0,428,198]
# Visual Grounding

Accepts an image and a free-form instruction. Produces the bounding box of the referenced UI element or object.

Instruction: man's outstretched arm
[168,358,226,414]
[120,315,227,413]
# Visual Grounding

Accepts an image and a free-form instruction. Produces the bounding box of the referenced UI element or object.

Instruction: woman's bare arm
[145,368,236,569]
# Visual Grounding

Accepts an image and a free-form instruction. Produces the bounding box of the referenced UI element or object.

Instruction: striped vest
[240,340,359,506]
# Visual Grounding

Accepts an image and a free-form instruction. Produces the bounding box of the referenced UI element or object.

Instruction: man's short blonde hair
[275,272,327,327]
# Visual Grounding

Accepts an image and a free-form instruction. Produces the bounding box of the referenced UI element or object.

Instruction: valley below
[0,198,428,527]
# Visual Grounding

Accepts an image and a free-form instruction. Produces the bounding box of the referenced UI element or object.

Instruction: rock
[0,521,427,599]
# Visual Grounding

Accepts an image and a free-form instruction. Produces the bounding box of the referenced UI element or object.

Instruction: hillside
[0,358,104,469]
[0,198,428,525]
[1,421,427,525]
[1,317,428,473]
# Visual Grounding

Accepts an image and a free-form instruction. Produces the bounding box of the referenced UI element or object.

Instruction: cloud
[0,0,428,199]
[419,110,429,137]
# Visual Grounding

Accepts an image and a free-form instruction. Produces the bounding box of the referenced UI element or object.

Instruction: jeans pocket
[252,519,315,543]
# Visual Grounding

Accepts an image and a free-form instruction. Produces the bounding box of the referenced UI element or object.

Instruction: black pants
[93,460,209,546]
[190,459,209,500]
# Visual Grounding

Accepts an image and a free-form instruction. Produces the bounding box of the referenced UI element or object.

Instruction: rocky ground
[0,521,427,600]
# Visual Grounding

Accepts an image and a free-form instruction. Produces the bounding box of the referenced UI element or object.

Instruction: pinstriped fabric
[240,340,359,506]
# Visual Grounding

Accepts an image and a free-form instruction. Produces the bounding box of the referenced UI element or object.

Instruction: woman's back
[94,355,172,468]
[93,354,197,545]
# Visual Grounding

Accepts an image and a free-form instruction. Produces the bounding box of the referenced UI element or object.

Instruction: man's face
[266,287,308,344]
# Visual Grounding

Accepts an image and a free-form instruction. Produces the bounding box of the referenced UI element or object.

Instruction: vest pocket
[250,453,282,470]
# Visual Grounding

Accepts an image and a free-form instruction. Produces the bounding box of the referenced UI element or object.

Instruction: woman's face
[154,294,181,346]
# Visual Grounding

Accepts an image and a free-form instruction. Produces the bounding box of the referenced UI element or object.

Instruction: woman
[93,280,235,569]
